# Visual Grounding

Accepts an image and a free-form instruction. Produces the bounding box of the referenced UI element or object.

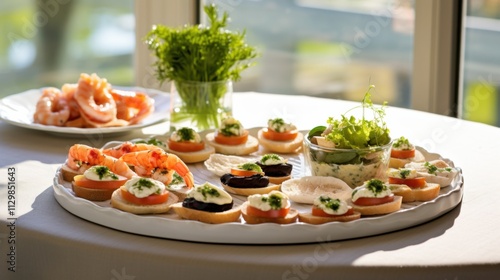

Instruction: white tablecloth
[1,92,499,279]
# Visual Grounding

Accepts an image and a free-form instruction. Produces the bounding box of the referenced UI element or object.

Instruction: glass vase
[169,80,233,132]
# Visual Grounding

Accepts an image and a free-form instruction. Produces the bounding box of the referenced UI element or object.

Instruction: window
[460,0,500,126]
[0,0,134,98]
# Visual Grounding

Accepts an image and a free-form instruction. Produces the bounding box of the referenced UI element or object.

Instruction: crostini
[220,162,280,196]
[255,154,293,184]
[257,118,304,153]
[389,136,425,168]
[298,195,361,224]
[241,190,298,224]
[171,182,241,224]
[110,177,178,214]
[72,165,129,201]
[350,179,402,216]
[405,160,459,187]
[205,116,259,156]
[167,127,215,163]
[386,167,440,202]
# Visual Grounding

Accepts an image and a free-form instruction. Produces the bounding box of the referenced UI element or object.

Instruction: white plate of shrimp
[0,74,170,136]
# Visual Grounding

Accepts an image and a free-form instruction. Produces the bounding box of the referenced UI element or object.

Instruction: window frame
[135,0,463,116]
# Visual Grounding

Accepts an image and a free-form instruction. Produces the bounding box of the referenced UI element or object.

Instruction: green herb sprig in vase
[145,4,258,131]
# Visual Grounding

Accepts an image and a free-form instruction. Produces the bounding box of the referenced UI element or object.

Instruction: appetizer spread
[204,117,259,155]
[33,73,154,128]
[257,118,304,153]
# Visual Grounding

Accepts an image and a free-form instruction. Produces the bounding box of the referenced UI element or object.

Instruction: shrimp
[67,144,136,178]
[33,87,70,126]
[61,83,81,121]
[102,141,163,158]
[110,89,155,125]
[120,149,194,188]
[74,73,117,123]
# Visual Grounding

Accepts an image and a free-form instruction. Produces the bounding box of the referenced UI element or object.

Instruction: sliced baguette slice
[268,175,292,185]
[389,149,426,168]
[389,183,440,203]
[205,132,259,156]
[110,187,178,215]
[257,129,304,154]
[298,211,361,225]
[351,195,402,216]
[241,202,298,224]
[171,202,242,224]
[222,183,281,196]
[61,163,81,182]
[72,183,116,201]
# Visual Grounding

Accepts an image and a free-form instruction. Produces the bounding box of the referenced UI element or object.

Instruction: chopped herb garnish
[176,127,197,141]
[261,154,281,163]
[393,136,411,149]
[220,123,240,136]
[93,166,118,180]
[198,184,220,200]
[399,169,411,179]
[133,178,155,191]
[365,179,387,195]
[134,138,166,149]
[238,163,263,172]
[262,194,282,210]
[319,196,341,211]
[424,162,438,174]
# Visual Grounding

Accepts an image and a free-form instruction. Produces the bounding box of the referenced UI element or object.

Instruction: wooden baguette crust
[257,129,304,154]
[268,175,292,184]
[389,150,425,168]
[389,183,440,203]
[351,195,403,216]
[171,202,242,224]
[61,163,81,182]
[166,144,215,164]
[222,183,281,196]
[241,202,298,224]
[205,132,259,156]
[72,182,117,201]
[298,211,361,224]
[110,187,178,215]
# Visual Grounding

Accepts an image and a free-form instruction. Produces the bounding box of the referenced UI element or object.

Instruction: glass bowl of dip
[303,135,392,188]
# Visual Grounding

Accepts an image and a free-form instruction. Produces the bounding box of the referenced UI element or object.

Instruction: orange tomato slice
[353,195,394,206]
[214,130,249,145]
[168,140,205,153]
[262,128,298,142]
[73,175,126,190]
[388,176,426,188]
[391,148,416,159]
[120,188,169,205]
[230,168,261,177]
[312,206,354,217]
[246,204,290,218]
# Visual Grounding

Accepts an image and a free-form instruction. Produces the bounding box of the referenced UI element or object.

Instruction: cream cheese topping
[124,177,165,198]
[387,168,418,179]
[187,182,232,205]
[84,165,125,181]
[313,195,350,215]
[351,179,392,202]
[260,154,286,165]
[219,117,244,136]
[248,190,290,211]
[170,127,201,143]
[268,118,296,133]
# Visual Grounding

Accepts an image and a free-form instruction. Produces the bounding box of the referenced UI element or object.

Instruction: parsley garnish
[366,179,387,195]
[262,194,283,210]
[319,196,341,211]
[133,178,155,191]
[198,184,220,200]
[93,166,118,180]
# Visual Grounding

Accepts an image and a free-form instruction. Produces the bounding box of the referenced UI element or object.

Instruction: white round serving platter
[52,133,464,244]
[0,87,169,137]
